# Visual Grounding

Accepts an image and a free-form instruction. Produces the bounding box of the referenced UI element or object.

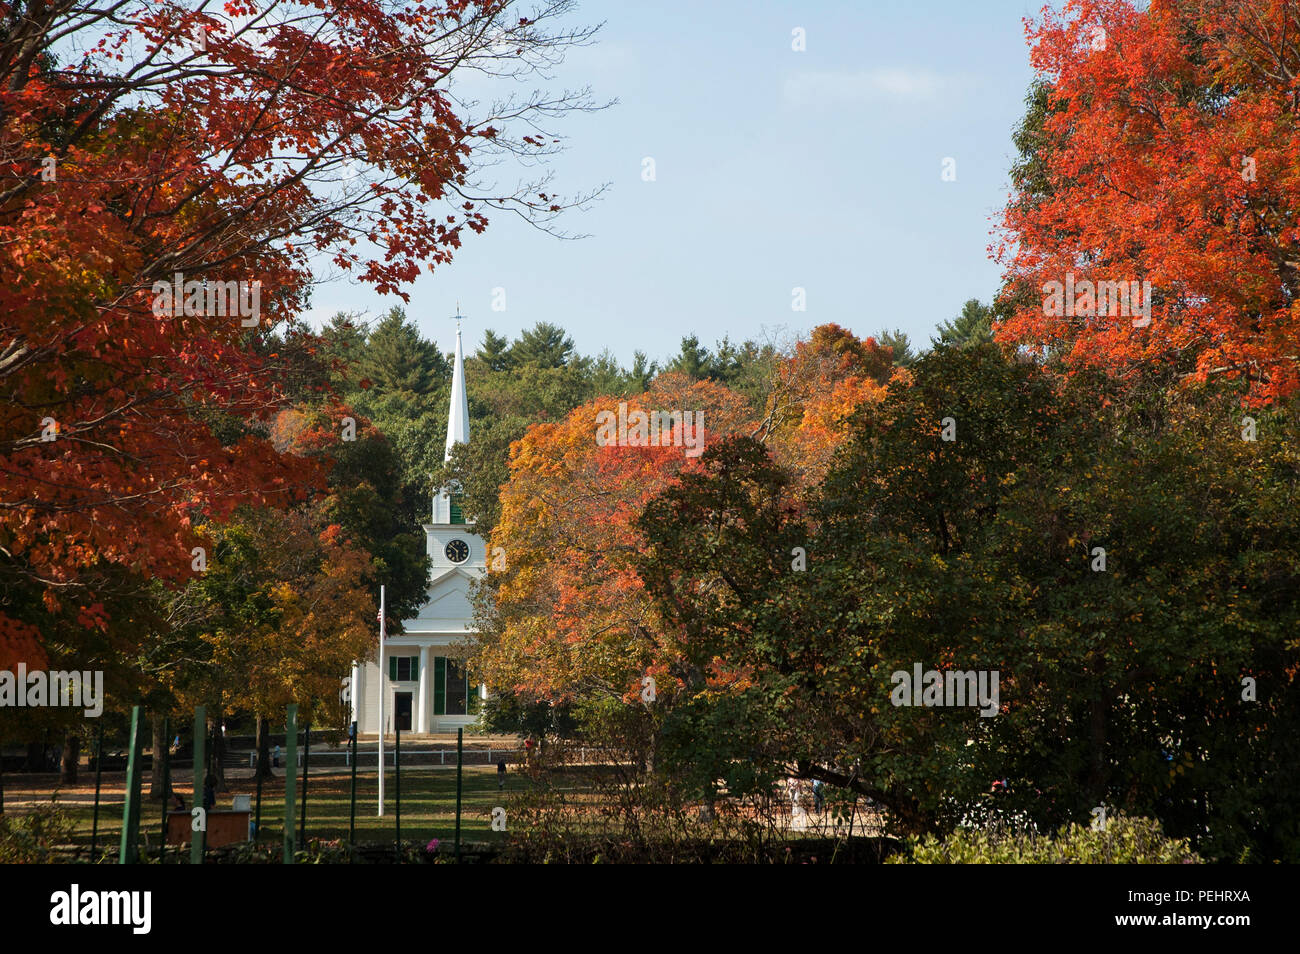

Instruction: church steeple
[433,309,470,526]
[444,310,469,462]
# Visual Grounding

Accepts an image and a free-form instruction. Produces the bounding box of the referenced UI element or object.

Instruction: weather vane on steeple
[451,301,466,334]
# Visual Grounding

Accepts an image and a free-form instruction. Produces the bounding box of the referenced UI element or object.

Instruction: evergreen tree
[877,328,918,367]
[509,322,575,369]
[360,306,447,395]
[665,334,712,379]
[627,350,657,392]
[319,311,367,380]
[589,348,629,396]
[477,329,513,371]
[933,299,995,349]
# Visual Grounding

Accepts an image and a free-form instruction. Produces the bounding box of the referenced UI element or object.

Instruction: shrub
[889,814,1202,864]
[0,806,78,863]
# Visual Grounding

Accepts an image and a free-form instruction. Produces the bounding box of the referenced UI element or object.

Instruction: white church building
[349,321,487,735]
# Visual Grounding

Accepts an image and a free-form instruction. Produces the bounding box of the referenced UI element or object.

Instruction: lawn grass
[22,765,565,849]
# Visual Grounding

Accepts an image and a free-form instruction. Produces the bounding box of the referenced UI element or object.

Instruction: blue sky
[303,0,1045,364]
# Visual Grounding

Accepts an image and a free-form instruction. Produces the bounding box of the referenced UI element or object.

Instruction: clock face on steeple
[444,539,470,564]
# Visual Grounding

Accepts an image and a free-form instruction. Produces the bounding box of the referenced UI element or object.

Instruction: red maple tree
[0,0,599,667]
[996,0,1300,404]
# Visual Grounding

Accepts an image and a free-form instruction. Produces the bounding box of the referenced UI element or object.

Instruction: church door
[394,692,413,732]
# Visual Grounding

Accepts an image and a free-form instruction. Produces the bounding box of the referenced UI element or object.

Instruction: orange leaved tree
[1,0,599,667]
[996,0,1300,405]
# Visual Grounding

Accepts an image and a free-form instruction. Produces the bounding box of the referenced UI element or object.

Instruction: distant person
[497,760,507,790]
[273,744,281,768]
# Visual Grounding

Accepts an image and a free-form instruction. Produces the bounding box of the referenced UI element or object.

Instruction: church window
[389,655,418,682]
[433,657,474,716]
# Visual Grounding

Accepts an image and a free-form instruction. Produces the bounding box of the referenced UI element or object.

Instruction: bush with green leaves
[0,805,78,863]
[890,814,1201,864]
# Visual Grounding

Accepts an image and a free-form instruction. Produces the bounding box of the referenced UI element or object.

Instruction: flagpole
[378,584,385,817]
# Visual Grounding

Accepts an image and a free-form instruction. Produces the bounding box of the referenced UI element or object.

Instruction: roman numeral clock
[444,538,470,564]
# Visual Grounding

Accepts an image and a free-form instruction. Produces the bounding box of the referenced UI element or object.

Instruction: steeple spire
[445,306,469,462]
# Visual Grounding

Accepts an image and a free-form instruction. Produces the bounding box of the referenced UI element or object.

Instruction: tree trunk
[148,713,165,798]
[255,714,273,780]
[1087,682,1109,805]
[60,729,80,784]
[210,708,228,791]
[644,721,657,776]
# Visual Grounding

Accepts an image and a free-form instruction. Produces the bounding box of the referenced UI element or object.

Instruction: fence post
[454,727,463,863]
[158,716,171,862]
[90,722,104,857]
[283,704,297,864]
[348,722,357,857]
[299,719,311,846]
[190,706,205,864]
[394,723,401,860]
[118,706,144,864]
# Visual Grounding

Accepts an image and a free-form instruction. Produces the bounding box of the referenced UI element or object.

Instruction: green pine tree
[876,328,918,367]
[508,322,575,369]
[476,329,513,371]
[359,306,447,395]
[933,299,995,349]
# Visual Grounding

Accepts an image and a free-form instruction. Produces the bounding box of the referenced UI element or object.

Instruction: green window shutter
[449,495,464,525]
[434,657,446,715]
[389,656,397,681]
[411,654,419,679]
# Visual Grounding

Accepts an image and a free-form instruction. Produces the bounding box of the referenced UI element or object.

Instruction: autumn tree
[996,0,1300,404]
[757,323,897,490]
[472,325,896,785]
[640,343,1300,860]
[1,0,601,668]
[471,374,754,761]
[153,504,375,786]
